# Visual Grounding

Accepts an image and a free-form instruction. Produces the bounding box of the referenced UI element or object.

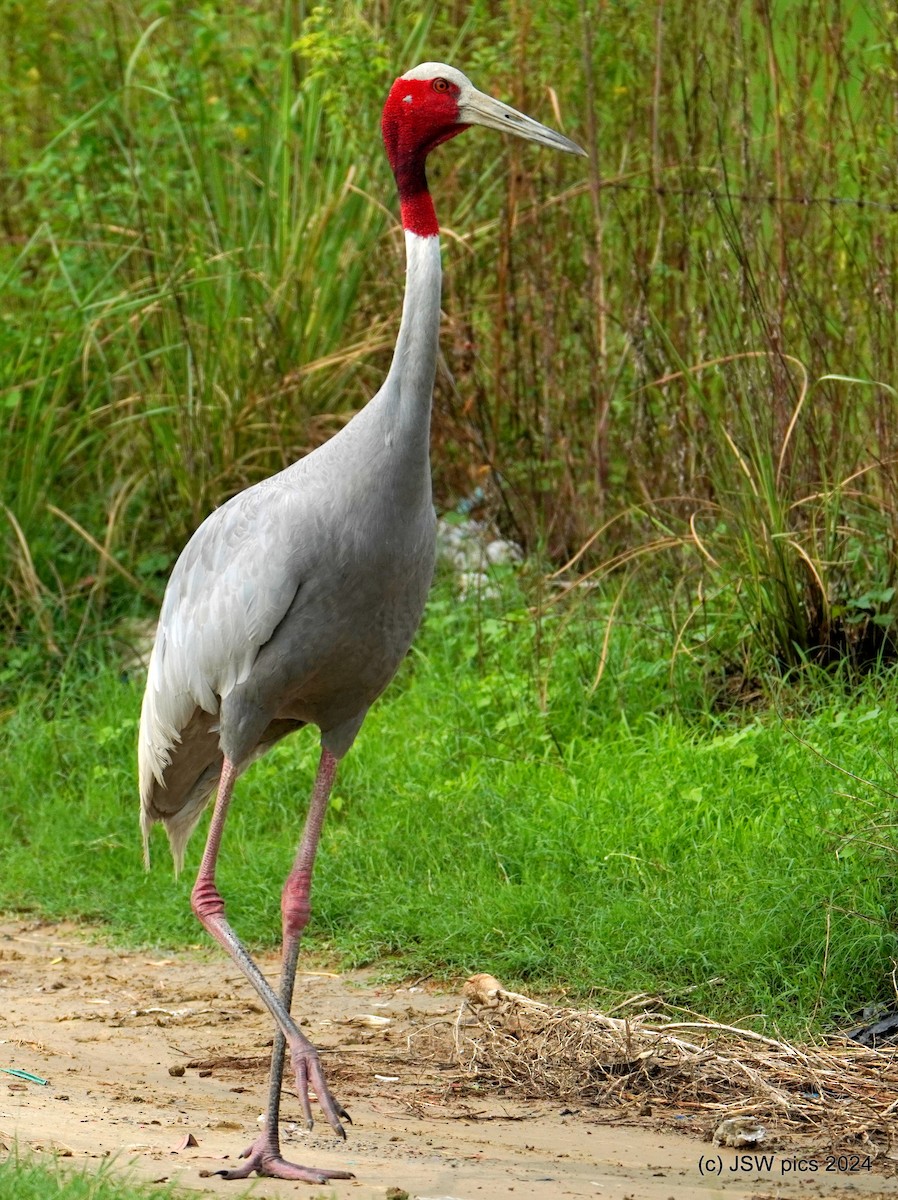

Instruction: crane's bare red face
[381,75,470,237]
[381,76,468,169]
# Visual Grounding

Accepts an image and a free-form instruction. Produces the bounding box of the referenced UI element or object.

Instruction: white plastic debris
[436,518,523,601]
[713,1116,767,1147]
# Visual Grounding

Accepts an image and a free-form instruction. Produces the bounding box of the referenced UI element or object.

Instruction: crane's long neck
[363,107,451,479]
[378,227,442,457]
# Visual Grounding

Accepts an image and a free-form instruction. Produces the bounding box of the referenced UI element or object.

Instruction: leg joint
[191,877,226,923]
[281,869,313,939]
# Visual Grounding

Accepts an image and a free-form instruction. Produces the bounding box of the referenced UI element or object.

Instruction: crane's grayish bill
[460,89,587,157]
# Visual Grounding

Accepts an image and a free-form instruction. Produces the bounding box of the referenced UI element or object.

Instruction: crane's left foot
[290,1043,352,1137]
[213,1134,354,1183]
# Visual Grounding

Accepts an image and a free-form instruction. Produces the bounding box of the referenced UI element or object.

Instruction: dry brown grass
[454,974,898,1164]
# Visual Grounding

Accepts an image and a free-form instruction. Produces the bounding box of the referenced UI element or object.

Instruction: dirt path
[0,920,893,1199]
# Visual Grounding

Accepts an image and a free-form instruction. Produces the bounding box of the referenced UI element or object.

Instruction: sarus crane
[138,61,585,1183]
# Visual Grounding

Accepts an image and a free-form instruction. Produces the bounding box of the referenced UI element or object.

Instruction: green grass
[1,575,895,1037]
[0,1153,339,1200]
[0,1154,181,1200]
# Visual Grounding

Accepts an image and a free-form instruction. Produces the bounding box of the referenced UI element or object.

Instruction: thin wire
[599,180,898,213]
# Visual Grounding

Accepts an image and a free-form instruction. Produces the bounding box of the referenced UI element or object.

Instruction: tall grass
[439,1,898,679]
[1,2,426,667]
[3,2,898,692]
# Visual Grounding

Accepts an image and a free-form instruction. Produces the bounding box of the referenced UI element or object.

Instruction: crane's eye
[432,78,451,93]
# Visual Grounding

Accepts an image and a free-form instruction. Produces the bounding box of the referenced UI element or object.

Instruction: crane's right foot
[214,1134,354,1183]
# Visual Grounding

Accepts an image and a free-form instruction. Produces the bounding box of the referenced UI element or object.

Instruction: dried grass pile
[454,974,898,1163]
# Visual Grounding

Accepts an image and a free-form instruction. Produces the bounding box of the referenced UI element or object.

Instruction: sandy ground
[0,919,894,1200]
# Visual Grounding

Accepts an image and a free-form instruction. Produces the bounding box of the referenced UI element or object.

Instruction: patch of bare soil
[0,920,894,1199]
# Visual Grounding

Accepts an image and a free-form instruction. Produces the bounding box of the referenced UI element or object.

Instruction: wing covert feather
[138,480,309,796]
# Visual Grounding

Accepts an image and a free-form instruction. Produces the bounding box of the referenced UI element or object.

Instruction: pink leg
[192,750,353,1183]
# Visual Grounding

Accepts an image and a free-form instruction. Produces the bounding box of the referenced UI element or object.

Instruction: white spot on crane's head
[403,93,413,104]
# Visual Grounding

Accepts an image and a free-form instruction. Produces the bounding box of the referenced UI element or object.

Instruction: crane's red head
[382,62,586,238]
[381,65,470,238]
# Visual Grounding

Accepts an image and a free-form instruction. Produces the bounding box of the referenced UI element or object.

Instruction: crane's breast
[217,498,437,762]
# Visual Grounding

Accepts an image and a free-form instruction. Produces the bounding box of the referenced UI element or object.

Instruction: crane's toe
[214,1157,354,1183]
[212,1134,354,1183]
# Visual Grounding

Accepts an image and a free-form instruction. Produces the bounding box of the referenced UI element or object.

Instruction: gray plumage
[139,232,441,867]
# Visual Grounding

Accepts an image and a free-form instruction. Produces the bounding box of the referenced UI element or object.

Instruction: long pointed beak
[459,89,587,157]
